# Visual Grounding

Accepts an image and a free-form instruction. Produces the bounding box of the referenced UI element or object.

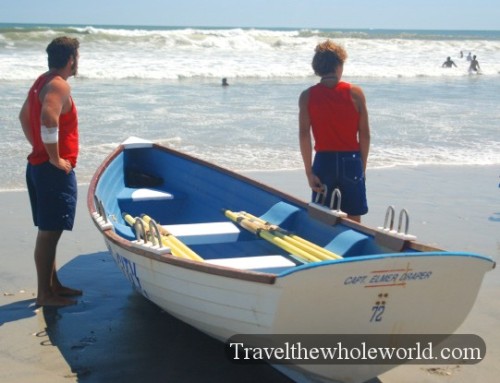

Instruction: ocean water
[1,24,499,191]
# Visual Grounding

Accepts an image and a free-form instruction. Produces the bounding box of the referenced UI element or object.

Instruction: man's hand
[307,172,324,193]
[50,157,72,174]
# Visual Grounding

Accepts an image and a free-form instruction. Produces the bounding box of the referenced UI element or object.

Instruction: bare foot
[36,294,77,307]
[53,285,83,297]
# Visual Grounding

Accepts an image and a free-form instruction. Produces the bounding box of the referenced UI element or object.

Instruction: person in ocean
[298,40,370,223]
[442,56,457,68]
[222,78,229,86]
[469,55,481,73]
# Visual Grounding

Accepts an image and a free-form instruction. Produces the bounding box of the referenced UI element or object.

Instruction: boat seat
[206,255,296,273]
[163,222,241,245]
[325,229,371,257]
[118,187,174,201]
[117,187,186,220]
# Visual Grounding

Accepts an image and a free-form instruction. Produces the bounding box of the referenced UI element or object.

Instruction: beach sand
[1,165,498,382]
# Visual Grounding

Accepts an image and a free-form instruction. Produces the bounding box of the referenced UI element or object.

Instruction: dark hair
[46,36,80,69]
[311,40,348,76]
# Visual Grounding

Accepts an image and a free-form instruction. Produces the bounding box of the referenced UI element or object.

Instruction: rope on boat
[223,209,342,263]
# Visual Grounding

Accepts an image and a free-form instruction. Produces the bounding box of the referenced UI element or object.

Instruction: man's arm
[19,97,33,146]
[351,85,370,174]
[299,89,322,192]
[40,78,72,173]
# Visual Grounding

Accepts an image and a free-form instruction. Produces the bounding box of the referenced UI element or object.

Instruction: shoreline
[2,162,498,192]
[1,164,498,382]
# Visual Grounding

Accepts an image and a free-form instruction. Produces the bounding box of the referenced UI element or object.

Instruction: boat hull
[89,138,494,383]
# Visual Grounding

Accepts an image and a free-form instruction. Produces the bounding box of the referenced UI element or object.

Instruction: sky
[1,0,499,30]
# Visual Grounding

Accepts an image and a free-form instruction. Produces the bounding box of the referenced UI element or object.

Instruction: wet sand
[1,165,498,382]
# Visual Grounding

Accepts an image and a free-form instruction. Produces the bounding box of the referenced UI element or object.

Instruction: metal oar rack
[375,206,417,251]
[307,186,348,225]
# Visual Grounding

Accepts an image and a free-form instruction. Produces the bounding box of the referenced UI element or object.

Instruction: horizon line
[1,21,499,33]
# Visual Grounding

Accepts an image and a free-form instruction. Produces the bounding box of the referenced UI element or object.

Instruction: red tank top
[27,73,79,167]
[308,81,360,151]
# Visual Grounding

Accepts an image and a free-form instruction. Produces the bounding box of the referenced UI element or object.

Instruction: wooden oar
[224,209,327,263]
[123,213,183,257]
[123,213,203,262]
[141,215,204,262]
[241,212,342,260]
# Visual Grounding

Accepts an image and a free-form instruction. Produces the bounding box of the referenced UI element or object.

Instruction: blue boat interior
[95,146,407,273]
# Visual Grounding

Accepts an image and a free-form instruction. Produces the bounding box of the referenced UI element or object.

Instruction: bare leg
[51,264,83,297]
[34,230,76,306]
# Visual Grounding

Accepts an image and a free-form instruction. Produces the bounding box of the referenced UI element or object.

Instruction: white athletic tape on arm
[41,125,58,144]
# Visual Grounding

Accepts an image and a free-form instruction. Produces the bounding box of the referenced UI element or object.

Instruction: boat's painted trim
[277,251,495,277]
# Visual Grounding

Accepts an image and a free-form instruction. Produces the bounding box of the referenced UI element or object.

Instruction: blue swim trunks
[26,162,77,231]
[312,151,368,216]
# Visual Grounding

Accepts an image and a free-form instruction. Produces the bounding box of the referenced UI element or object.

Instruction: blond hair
[311,40,348,76]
